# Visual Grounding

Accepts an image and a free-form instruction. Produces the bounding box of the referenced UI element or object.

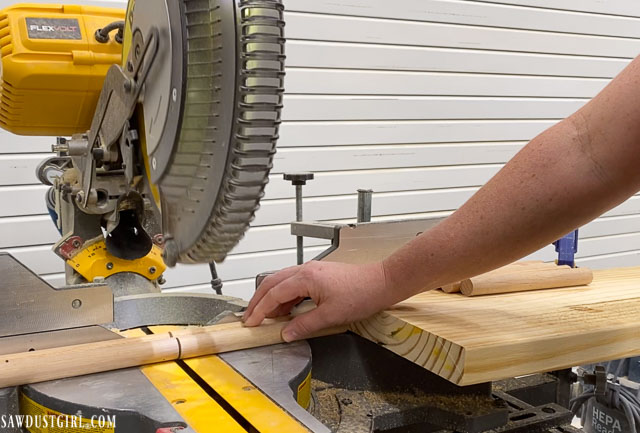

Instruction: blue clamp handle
[554,229,579,268]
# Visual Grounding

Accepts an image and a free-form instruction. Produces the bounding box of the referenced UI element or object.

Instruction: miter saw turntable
[0,1,585,432]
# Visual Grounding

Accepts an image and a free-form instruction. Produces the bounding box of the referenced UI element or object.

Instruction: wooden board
[350,266,640,386]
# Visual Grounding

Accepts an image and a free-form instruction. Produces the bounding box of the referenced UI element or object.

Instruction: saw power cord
[570,367,640,433]
[95,21,125,44]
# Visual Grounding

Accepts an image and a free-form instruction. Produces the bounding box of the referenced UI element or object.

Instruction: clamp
[554,229,579,268]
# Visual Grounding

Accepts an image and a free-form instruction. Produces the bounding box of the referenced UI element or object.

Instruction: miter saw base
[0,334,580,433]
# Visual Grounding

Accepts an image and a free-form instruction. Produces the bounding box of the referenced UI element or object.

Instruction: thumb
[281,308,329,342]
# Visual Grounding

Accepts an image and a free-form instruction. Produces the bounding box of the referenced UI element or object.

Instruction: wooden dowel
[460,265,593,297]
[440,261,550,293]
[441,282,462,293]
[0,318,347,388]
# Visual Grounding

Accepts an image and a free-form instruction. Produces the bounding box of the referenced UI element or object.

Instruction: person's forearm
[381,57,640,303]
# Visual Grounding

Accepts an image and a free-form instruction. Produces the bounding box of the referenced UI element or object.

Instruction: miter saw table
[0,241,581,433]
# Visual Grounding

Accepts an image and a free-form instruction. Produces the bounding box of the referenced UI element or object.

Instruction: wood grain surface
[351,266,640,386]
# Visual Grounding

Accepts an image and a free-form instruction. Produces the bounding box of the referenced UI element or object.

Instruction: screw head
[123,79,134,93]
[106,262,114,270]
[71,299,82,309]
[149,266,157,275]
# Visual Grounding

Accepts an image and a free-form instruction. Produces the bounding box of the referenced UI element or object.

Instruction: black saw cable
[95,21,125,44]
[570,372,640,433]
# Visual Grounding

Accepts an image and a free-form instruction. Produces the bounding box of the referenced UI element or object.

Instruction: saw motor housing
[0,4,124,136]
[0,0,285,287]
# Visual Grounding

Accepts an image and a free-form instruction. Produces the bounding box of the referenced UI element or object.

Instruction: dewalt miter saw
[0,0,284,289]
[0,3,588,433]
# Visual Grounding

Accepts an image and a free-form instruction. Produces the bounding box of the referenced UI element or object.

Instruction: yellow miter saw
[0,3,582,433]
[1,0,284,290]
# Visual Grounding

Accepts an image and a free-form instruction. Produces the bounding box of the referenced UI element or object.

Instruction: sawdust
[310,378,498,432]
[311,379,341,432]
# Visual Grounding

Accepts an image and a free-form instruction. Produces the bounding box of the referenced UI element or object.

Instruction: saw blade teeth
[161,0,285,264]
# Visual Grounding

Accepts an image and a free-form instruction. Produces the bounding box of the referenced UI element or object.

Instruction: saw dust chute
[0,1,285,286]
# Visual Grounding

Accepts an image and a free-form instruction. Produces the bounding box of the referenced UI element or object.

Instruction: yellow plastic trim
[145,326,310,432]
[185,356,310,432]
[122,329,245,433]
[67,238,166,282]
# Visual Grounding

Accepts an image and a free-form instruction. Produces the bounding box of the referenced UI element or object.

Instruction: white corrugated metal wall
[2,0,640,300]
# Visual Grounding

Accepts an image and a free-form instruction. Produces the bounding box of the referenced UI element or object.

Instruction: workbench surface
[351,266,640,385]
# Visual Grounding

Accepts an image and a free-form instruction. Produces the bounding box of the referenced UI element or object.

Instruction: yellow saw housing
[0,4,124,136]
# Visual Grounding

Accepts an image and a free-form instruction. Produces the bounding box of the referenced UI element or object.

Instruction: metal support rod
[209,262,223,295]
[357,189,373,223]
[283,173,314,266]
[295,185,304,265]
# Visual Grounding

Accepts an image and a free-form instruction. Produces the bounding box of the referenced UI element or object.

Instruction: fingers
[281,307,331,342]
[243,274,309,327]
[243,265,300,321]
[265,297,304,318]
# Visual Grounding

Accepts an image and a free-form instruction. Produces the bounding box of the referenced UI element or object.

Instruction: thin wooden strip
[0,317,347,389]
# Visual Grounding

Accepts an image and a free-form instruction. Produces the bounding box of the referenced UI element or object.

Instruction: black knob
[283,172,314,186]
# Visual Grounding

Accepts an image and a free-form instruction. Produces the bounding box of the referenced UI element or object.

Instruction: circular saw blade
[132,0,285,265]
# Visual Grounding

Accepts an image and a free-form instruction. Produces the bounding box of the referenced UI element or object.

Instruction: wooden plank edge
[460,324,640,386]
[350,312,466,385]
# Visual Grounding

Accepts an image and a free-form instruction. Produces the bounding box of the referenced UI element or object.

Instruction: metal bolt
[106,262,114,270]
[123,79,134,93]
[172,88,177,102]
[149,266,157,275]
[72,239,82,248]
[157,275,166,285]
[152,157,157,170]
[71,299,82,309]
[76,191,85,203]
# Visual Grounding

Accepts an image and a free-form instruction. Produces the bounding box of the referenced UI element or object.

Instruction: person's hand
[242,261,393,342]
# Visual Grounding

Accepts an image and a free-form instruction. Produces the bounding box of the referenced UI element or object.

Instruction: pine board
[350,267,640,386]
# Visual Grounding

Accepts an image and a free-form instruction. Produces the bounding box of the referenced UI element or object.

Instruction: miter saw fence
[0,0,284,285]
